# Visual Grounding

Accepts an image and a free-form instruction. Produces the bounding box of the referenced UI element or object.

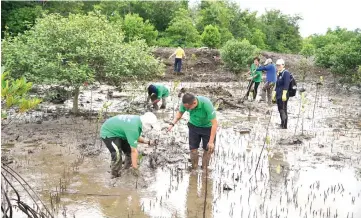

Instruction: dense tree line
[1,0,303,52]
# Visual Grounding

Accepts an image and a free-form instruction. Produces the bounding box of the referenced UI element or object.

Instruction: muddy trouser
[245,81,260,100]
[261,82,275,103]
[102,137,132,177]
[188,123,216,169]
[174,58,182,73]
[277,99,288,129]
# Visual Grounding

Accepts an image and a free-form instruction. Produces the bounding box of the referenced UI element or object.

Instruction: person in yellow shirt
[169,47,186,74]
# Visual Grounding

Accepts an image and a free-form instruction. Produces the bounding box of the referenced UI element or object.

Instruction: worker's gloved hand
[130,167,140,177]
[272,91,276,103]
[247,77,253,81]
[282,90,288,101]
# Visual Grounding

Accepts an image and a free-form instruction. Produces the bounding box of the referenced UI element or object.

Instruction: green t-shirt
[179,96,216,128]
[154,84,169,99]
[100,115,142,148]
[250,63,262,83]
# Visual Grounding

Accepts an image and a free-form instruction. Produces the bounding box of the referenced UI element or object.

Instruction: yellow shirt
[175,48,185,59]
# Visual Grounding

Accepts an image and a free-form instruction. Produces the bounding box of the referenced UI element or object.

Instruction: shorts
[188,123,216,151]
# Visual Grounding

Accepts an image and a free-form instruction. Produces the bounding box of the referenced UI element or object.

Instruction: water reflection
[186,171,214,218]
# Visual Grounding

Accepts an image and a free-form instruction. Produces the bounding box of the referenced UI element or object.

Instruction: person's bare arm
[169,52,176,59]
[167,111,184,131]
[131,147,138,169]
[209,118,218,144]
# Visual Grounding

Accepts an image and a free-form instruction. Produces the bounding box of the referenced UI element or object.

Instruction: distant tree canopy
[2,0,303,53]
[300,27,361,82]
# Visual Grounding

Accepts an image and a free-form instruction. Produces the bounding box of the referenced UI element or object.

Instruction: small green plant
[1,71,42,118]
[351,66,361,85]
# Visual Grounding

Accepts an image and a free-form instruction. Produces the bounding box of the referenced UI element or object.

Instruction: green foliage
[123,13,158,45]
[219,28,234,46]
[220,39,259,73]
[201,25,221,48]
[197,1,232,32]
[1,71,42,116]
[260,10,303,53]
[312,28,361,76]
[300,38,316,58]
[162,8,201,47]
[129,1,187,32]
[249,28,266,49]
[5,5,44,36]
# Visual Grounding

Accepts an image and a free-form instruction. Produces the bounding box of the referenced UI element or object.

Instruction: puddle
[1,81,361,218]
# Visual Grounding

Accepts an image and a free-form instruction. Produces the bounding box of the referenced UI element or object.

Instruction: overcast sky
[191,0,361,37]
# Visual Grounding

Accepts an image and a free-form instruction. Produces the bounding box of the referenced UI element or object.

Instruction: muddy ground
[2,50,361,218]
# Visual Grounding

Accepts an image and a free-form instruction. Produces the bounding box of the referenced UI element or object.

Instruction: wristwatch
[170,123,175,126]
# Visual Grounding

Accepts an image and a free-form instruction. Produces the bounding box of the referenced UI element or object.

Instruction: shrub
[220,39,259,73]
[201,25,221,48]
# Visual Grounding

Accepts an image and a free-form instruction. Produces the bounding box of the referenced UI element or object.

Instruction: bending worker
[100,112,159,178]
[147,83,169,110]
[168,93,217,170]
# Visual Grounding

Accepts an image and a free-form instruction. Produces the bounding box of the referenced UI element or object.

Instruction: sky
[191,0,361,37]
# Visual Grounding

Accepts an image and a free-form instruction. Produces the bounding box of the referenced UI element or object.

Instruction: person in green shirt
[245,57,262,100]
[167,93,218,170]
[147,84,170,110]
[100,112,159,178]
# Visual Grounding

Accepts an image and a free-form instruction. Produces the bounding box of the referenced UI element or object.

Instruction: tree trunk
[72,86,80,114]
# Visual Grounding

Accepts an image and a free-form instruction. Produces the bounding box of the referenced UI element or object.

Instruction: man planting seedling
[100,112,160,178]
[256,58,277,104]
[167,93,218,171]
[147,83,170,110]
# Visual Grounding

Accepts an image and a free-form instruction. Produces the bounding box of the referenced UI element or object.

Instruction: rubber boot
[201,151,210,170]
[190,150,199,170]
[123,154,132,169]
[110,152,122,178]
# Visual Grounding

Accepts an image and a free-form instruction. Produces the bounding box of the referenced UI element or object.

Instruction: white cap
[276,59,285,65]
[140,112,159,132]
[264,58,272,65]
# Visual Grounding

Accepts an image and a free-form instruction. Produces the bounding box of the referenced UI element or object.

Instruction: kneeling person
[168,93,218,170]
[100,112,158,178]
[147,84,169,110]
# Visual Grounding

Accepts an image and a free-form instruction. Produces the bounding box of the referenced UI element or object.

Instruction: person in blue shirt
[272,59,291,129]
[256,58,277,104]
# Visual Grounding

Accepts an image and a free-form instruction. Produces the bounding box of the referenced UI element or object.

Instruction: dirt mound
[153,47,236,82]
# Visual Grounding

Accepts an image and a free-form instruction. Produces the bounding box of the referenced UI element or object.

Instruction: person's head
[150,93,158,103]
[276,59,285,72]
[264,58,272,65]
[182,93,197,110]
[253,57,260,65]
[140,112,159,133]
